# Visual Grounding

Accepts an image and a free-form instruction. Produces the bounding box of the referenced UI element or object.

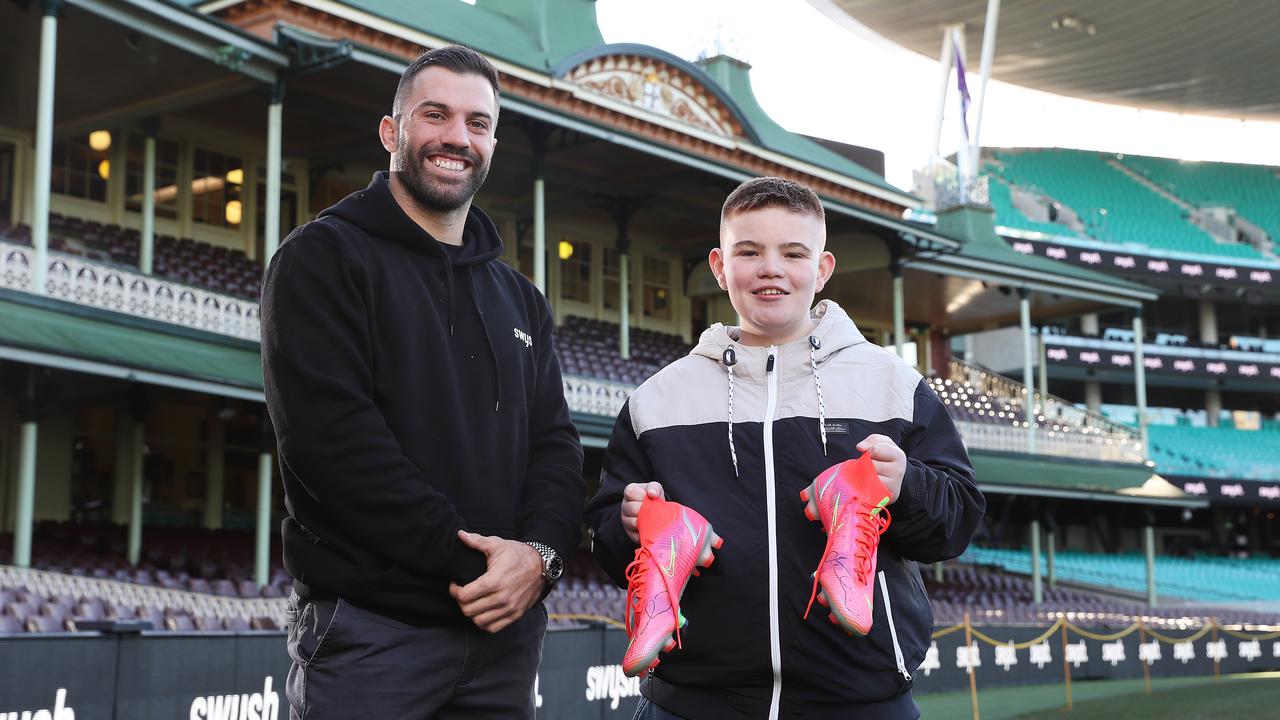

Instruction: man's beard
[394,141,490,213]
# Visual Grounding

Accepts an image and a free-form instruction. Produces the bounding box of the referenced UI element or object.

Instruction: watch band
[524,541,563,585]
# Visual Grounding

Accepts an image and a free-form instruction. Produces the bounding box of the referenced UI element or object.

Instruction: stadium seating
[1118,155,1280,247]
[0,215,262,299]
[984,168,1081,237]
[0,522,291,600]
[988,149,1266,259]
[1148,423,1280,481]
[557,315,691,385]
[963,546,1280,604]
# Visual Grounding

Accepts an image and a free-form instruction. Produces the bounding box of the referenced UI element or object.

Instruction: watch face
[547,556,564,581]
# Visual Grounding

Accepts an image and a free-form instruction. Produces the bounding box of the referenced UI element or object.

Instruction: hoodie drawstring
[442,259,457,336]
[722,346,739,477]
[810,335,828,456]
[466,268,503,413]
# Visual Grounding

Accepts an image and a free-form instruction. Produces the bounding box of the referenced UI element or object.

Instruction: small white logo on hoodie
[514,327,533,348]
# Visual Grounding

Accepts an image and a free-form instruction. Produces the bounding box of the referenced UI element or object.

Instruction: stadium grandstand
[0,0,1278,716]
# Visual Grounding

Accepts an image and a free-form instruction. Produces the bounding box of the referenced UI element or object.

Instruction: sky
[595,0,1280,191]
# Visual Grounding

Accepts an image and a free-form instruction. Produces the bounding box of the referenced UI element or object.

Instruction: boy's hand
[621,482,665,544]
[856,434,906,503]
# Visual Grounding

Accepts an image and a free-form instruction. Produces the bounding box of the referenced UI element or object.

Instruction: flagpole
[969,0,1002,174]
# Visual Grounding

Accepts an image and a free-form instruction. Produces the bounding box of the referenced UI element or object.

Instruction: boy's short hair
[720,177,825,222]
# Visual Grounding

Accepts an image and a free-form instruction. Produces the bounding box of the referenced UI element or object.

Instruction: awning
[971,450,1205,507]
[0,289,263,401]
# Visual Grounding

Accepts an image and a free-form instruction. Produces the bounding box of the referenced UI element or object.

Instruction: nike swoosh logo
[818,469,838,500]
[865,594,874,613]
[661,538,677,578]
[681,508,703,547]
[832,493,845,532]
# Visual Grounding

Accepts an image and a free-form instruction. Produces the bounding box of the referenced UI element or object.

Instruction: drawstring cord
[722,346,739,477]
[466,271,503,412]
[810,335,827,456]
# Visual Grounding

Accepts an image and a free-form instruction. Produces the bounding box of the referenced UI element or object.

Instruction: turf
[915,673,1280,720]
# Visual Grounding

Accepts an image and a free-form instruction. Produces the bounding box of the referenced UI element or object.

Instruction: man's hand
[448,531,544,633]
[857,434,907,503]
[621,482,665,544]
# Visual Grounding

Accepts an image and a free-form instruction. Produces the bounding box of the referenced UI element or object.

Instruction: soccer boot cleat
[622,496,724,677]
[799,452,893,636]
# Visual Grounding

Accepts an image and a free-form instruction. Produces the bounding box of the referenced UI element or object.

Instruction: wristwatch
[524,541,564,586]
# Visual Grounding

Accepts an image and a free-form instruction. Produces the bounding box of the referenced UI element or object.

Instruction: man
[261,45,584,719]
[585,177,985,719]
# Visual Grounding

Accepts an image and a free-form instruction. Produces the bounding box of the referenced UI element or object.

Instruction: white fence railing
[562,375,632,418]
[1,240,260,342]
[947,358,1145,463]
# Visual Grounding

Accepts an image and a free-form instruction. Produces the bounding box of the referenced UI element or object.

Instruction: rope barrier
[1064,621,1141,641]
[969,618,1065,649]
[1143,624,1214,644]
[1217,626,1280,641]
[549,613,626,630]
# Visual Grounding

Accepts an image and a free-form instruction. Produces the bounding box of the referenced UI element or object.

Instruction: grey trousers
[285,594,547,719]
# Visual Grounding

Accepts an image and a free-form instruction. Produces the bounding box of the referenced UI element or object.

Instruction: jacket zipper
[764,347,782,719]
[878,570,912,682]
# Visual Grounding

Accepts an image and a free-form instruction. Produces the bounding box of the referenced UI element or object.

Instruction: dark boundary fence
[2,621,1278,718]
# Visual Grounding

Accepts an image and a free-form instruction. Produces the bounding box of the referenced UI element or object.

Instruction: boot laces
[625,542,684,648]
[804,497,892,620]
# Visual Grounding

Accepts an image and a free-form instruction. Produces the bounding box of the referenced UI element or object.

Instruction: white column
[1205,389,1222,428]
[1133,311,1149,457]
[1085,382,1102,413]
[127,420,144,566]
[1020,289,1036,452]
[619,251,630,360]
[31,3,61,295]
[13,421,38,567]
[263,85,284,264]
[1144,522,1157,608]
[140,134,156,274]
[930,28,957,159]
[1038,327,1049,400]
[893,269,906,358]
[255,451,274,587]
[968,0,1002,171]
[204,418,225,530]
[1198,299,1218,346]
[1080,312,1099,336]
[1030,518,1042,605]
[533,177,546,294]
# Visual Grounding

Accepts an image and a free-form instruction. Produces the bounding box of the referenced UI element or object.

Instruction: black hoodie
[262,171,584,627]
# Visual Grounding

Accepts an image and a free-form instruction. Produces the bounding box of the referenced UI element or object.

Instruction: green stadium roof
[970,450,1201,507]
[182,0,909,198]
[0,290,263,401]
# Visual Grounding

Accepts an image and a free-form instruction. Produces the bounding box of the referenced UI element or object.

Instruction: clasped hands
[448,531,543,634]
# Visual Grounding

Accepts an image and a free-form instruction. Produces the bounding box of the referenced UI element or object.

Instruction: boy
[584,177,985,719]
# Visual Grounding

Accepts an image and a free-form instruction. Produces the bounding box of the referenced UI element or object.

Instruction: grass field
[916,672,1280,719]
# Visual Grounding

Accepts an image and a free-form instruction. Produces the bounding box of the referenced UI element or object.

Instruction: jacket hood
[689,300,869,474]
[691,300,869,381]
[320,171,503,267]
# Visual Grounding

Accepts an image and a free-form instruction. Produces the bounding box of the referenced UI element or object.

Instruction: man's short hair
[392,45,501,119]
[721,177,825,222]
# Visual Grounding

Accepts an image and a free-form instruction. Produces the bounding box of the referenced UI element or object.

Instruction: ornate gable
[564,54,746,139]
